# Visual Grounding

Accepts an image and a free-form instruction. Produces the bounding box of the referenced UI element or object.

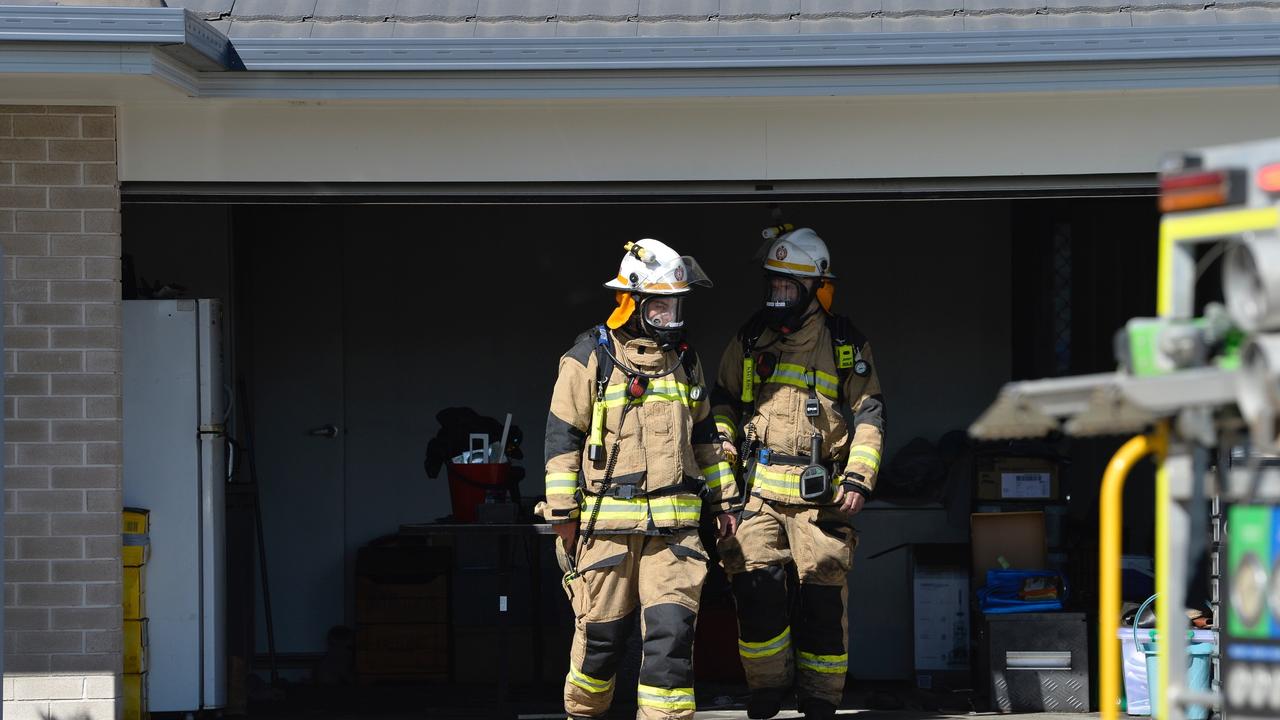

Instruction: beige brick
[84,304,120,327]
[85,582,121,605]
[15,162,81,186]
[51,512,117,536]
[49,654,115,674]
[15,210,80,233]
[1,232,49,257]
[51,234,119,257]
[80,116,116,140]
[7,327,50,349]
[53,606,121,631]
[52,375,119,396]
[14,443,84,467]
[82,211,118,233]
[15,258,82,280]
[50,282,118,304]
[49,187,116,210]
[85,490,120,513]
[85,443,121,465]
[51,327,119,349]
[51,559,117,582]
[52,466,118,489]
[6,418,50,442]
[5,533,14,555]
[15,490,83,514]
[0,186,47,208]
[16,351,84,373]
[0,161,12,184]
[7,513,50,536]
[7,655,51,674]
[82,164,117,186]
[16,582,84,606]
[13,115,78,139]
[0,106,47,114]
[53,106,112,116]
[12,675,83,701]
[84,536,119,559]
[84,258,120,281]
[84,675,117,700]
[85,352,120,375]
[52,419,119,443]
[7,466,51,488]
[0,115,12,137]
[7,279,50,302]
[49,140,114,163]
[6,607,50,630]
[0,139,47,161]
[0,208,14,232]
[16,396,83,418]
[13,631,83,654]
[16,536,82,559]
[46,700,116,720]
[83,630,122,653]
[7,560,50,582]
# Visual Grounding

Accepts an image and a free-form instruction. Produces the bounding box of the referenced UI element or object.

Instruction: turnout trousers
[560,529,708,720]
[716,494,856,707]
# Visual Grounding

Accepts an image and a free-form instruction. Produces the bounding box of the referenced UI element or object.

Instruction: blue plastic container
[1133,595,1214,720]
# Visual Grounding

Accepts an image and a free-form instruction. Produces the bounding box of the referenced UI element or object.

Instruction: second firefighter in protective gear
[540,238,739,720]
[711,226,886,720]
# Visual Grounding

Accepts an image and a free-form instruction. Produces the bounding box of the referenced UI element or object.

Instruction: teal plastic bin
[1133,595,1215,720]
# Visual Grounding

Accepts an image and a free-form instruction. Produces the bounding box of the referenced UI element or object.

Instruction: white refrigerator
[123,299,227,712]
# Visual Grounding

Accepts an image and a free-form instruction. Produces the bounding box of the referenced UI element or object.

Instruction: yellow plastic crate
[124,619,148,674]
[123,567,145,620]
[122,508,149,535]
[123,673,148,720]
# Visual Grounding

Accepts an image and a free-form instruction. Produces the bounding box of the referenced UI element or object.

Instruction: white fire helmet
[604,238,712,295]
[762,226,834,279]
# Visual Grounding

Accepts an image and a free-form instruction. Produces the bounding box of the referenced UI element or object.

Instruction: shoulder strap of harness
[593,324,615,400]
[825,313,867,404]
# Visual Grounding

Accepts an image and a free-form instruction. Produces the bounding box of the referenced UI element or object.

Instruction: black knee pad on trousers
[639,603,696,688]
[796,584,845,655]
[731,565,789,642]
[582,608,638,681]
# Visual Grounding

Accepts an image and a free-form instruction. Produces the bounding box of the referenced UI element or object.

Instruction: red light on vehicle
[1258,163,1280,193]
[1160,170,1232,212]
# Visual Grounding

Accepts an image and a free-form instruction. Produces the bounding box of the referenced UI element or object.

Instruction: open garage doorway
[120,189,1157,717]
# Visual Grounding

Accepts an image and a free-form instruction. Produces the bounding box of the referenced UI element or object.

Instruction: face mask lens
[643,296,684,329]
[765,275,808,309]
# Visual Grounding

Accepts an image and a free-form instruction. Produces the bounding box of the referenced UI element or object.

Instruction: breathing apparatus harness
[578,325,705,552]
[734,311,869,506]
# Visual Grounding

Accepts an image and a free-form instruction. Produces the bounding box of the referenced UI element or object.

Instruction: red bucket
[446,462,512,522]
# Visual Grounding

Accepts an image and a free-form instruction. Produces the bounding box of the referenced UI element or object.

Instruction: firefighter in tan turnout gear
[712,226,885,720]
[540,239,739,720]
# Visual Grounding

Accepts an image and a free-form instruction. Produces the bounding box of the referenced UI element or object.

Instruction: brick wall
[0,106,123,720]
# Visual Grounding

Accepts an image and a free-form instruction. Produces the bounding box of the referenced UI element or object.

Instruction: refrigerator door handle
[307,424,340,440]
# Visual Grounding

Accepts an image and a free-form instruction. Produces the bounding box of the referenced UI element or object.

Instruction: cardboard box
[356,624,448,675]
[124,619,148,674]
[971,511,1047,586]
[356,576,448,625]
[123,566,145,620]
[123,673,148,720]
[976,457,1060,501]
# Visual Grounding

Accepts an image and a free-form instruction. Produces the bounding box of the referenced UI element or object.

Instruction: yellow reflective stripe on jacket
[584,495,702,523]
[601,379,694,408]
[636,684,696,711]
[797,651,848,674]
[765,363,839,400]
[714,414,737,441]
[848,445,881,473]
[750,464,802,499]
[739,626,791,659]
[568,666,614,694]
[545,472,579,496]
[701,462,734,492]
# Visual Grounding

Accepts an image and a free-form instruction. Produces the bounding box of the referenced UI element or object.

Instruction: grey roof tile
[883,0,959,12]
[393,0,479,19]
[800,0,881,12]
[477,0,558,19]
[881,14,964,31]
[309,19,397,36]
[227,19,314,36]
[556,0,639,18]
[717,17,800,33]
[1217,7,1280,24]
[207,18,233,33]
[963,12,1050,30]
[230,0,318,20]
[312,0,397,19]
[556,18,638,35]
[963,0,1047,9]
[720,0,801,15]
[1038,10,1130,27]
[636,18,719,35]
[390,19,478,36]
[1130,8,1218,26]
[473,19,557,35]
[163,0,235,18]
[799,16,882,33]
[638,0,718,17]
